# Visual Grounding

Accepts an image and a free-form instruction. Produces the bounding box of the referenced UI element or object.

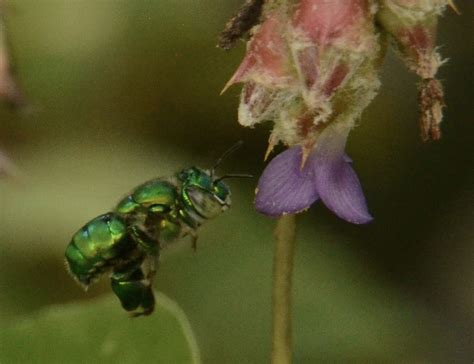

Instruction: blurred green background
[1,1,472,363]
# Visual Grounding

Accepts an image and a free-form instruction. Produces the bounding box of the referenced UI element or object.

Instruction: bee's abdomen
[65,213,134,287]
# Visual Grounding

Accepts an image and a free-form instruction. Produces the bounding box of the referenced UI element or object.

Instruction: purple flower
[255,126,372,224]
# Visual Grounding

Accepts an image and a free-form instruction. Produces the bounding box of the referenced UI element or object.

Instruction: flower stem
[271,214,297,364]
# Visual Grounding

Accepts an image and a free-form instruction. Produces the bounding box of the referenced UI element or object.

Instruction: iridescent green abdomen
[65,213,134,286]
[65,213,155,315]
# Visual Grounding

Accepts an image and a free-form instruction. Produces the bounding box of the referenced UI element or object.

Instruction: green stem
[271,214,297,364]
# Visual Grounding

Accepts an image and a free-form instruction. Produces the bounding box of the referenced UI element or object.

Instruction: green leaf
[0,293,201,364]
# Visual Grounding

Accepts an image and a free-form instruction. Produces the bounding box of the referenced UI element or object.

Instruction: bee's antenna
[211,140,244,177]
[214,173,253,183]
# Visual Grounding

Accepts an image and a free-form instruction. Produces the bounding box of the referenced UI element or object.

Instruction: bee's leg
[129,225,159,256]
[110,260,155,317]
[129,224,161,281]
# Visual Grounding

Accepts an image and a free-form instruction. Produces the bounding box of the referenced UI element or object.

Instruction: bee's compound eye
[214,182,230,202]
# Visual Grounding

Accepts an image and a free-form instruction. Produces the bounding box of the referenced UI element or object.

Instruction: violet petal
[255,146,319,216]
[343,153,352,163]
[314,128,373,224]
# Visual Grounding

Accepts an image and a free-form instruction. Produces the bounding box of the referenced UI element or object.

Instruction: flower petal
[293,0,362,46]
[255,146,319,216]
[314,127,372,224]
[292,43,319,90]
[222,11,292,93]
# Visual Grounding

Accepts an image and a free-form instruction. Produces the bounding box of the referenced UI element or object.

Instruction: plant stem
[271,214,297,364]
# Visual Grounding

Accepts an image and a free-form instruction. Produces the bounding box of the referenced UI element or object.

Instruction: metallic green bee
[65,143,250,316]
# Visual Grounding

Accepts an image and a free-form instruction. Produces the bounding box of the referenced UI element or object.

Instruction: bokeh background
[1,1,472,362]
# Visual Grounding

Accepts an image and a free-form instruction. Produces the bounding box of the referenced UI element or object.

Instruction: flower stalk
[272,214,297,364]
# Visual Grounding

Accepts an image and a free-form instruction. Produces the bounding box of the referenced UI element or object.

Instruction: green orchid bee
[65,142,250,316]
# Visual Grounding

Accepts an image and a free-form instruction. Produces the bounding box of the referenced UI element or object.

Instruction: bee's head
[178,141,252,219]
[178,167,231,218]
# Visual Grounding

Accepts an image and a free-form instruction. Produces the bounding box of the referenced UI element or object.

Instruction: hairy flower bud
[377,0,448,140]
[221,0,452,221]
[225,0,382,162]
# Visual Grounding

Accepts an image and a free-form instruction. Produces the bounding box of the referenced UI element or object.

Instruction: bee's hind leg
[110,259,155,317]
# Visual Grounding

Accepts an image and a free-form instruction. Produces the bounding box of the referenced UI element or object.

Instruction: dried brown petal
[418,77,445,141]
[218,0,264,50]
